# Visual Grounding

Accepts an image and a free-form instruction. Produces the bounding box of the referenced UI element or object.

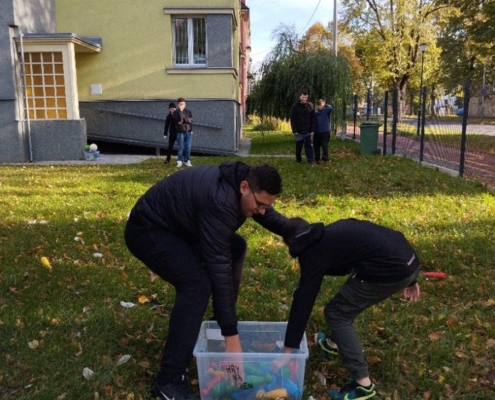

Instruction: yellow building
[1,0,251,162]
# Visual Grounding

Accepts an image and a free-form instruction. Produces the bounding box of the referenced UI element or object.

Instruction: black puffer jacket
[128,161,288,336]
[290,101,316,134]
[284,219,420,349]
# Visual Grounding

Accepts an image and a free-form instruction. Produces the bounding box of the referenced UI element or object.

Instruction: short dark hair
[169,102,176,109]
[177,97,186,103]
[245,164,282,195]
[299,89,308,96]
[282,217,310,245]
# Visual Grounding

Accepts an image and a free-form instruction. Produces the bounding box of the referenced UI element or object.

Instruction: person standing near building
[314,99,333,163]
[290,89,315,164]
[163,102,177,164]
[173,97,194,167]
[125,161,289,400]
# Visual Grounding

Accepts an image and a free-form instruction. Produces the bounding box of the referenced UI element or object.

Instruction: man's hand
[404,283,420,302]
[224,335,245,387]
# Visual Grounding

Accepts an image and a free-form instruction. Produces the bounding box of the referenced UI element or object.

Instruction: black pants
[314,131,330,161]
[124,221,247,383]
[165,133,177,162]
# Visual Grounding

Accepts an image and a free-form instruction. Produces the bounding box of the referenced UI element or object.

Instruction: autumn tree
[437,0,495,93]
[341,0,454,115]
[249,23,353,130]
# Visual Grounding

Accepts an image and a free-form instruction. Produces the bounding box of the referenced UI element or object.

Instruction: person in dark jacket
[290,89,316,164]
[163,102,177,164]
[278,218,421,400]
[314,99,333,162]
[173,97,194,168]
[125,161,289,400]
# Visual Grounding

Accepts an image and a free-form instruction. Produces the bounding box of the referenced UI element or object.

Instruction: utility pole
[333,0,338,55]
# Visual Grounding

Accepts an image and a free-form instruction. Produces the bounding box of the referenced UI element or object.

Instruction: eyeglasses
[247,182,273,210]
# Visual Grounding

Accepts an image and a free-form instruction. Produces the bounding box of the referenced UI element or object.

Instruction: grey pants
[324,269,419,380]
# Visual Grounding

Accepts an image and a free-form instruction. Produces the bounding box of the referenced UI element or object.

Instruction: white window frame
[172,16,207,68]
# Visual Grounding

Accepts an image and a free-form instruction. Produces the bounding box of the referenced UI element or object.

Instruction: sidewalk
[3,139,253,166]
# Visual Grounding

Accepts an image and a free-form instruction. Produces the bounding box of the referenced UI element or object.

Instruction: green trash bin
[359,121,381,155]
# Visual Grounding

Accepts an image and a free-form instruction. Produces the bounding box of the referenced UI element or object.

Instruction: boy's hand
[404,283,420,302]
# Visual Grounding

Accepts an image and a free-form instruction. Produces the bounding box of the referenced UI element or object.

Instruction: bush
[246,114,291,132]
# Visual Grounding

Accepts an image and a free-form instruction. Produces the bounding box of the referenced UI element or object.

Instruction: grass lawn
[1,132,495,399]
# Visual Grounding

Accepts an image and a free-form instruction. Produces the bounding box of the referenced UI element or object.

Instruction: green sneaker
[328,380,377,400]
[315,332,339,360]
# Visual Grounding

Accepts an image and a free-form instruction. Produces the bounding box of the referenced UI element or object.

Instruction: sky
[247,0,336,69]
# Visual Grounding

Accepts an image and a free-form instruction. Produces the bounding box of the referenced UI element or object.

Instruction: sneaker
[185,161,193,167]
[177,161,183,167]
[315,332,339,359]
[151,375,199,400]
[328,381,377,400]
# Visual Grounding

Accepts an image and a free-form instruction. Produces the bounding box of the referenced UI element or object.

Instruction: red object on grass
[423,272,446,279]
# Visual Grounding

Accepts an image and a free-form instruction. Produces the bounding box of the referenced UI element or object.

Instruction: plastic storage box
[193,321,308,400]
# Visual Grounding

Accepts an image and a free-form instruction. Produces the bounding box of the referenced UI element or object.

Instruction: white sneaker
[185,161,193,167]
[176,161,183,167]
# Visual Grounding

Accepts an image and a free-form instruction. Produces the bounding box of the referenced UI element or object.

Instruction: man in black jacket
[173,97,194,168]
[278,218,421,400]
[125,161,289,400]
[290,89,316,164]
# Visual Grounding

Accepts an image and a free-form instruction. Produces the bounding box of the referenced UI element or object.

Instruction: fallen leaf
[40,257,52,272]
[428,331,443,341]
[120,301,135,308]
[117,354,131,365]
[138,295,149,304]
[28,340,39,349]
[367,355,382,364]
[83,367,94,380]
[313,370,326,386]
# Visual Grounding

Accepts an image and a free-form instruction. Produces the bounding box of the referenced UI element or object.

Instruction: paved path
[2,139,253,166]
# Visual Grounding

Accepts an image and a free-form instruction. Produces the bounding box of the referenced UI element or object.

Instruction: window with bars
[24,52,67,119]
[173,17,206,66]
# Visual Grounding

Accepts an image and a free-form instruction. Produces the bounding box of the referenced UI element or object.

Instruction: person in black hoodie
[163,102,177,164]
[278,217,421,400]
[124,161,289,400]
[290,89,316,164]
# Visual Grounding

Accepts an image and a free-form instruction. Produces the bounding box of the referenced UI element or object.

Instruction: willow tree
[249,24,353,131]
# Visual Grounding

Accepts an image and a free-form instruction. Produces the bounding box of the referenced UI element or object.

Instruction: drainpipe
[16,27,34,162]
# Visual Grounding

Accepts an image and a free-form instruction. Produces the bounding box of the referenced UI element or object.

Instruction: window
[24,51,68,119]
[173,17,206,66]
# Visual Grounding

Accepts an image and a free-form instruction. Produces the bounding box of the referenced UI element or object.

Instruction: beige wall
[56,0,240,101]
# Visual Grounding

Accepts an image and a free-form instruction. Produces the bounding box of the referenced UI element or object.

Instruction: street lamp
[416,42,428,136]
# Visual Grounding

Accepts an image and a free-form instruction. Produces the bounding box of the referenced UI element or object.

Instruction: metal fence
[343,80,495,187]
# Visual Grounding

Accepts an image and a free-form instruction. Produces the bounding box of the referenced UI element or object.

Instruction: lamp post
[416,42,428,136]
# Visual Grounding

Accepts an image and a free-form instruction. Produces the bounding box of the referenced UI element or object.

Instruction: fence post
[383,91,389,155]
[353,94,358,140]
[392,88,398,154]
[366,89,371,121]
[459,80,470,177]
[419,86,427,162]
